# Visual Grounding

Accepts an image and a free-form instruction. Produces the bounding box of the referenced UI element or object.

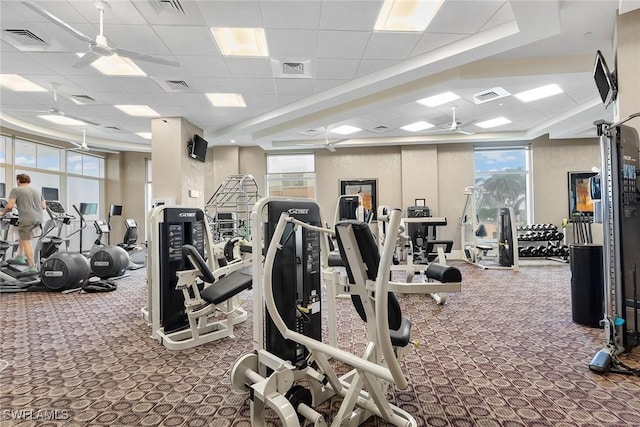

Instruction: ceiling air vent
[4,29,46,46]
[298,128,323,136]
[271,59,312,79]
[166,80,189,90]
[370,125,391,133]
[70,95,96,105]
[473,87,511,104]
[283,62,305,75]
[149,0,185,14]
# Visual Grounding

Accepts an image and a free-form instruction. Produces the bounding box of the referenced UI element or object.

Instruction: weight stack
[40,252,91,291]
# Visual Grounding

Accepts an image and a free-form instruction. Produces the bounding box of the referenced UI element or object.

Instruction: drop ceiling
[0,0,629,153]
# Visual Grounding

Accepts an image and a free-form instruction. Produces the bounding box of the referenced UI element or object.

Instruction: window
[266,153,316,198]
[66,151,104,178]
[474,146,531,225]
[0,135,8,164]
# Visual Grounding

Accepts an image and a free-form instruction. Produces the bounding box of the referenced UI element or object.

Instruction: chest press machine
[230,197,419,427]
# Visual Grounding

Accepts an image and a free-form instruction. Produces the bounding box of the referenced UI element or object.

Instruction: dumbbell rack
[517,224,569,262]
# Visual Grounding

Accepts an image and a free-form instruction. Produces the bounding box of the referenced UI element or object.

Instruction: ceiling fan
[65,130,90,151]
[4,82,101,126]
[22,1,179,68]
[424,106,474,136]
[271,127,348,151]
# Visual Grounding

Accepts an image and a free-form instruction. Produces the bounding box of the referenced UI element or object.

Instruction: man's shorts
[16,221,39,240]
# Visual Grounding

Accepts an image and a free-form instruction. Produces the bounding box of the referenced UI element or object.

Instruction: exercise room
[0,1,638,426]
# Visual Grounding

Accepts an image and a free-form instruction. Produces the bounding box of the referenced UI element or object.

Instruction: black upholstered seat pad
[328,252,345,267]
[200,267,252,305]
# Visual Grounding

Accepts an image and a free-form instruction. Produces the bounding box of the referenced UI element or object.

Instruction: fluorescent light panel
[0,74,47,91]
[115,105,160,117]
[80,54,146,76]
[401,121,434,132]
[38,115,87,125]
[475,117,511,129]
[330,125,362,135]
[514,84,563,102]
[136,132,152,140]
[211,28,268,57]
[206,93,246,107]
[417,91,460,107]
[375,0,445,32]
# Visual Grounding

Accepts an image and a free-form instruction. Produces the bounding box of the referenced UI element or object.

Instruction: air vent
[299,128,323,136]
[473,87,511,104]
[271,59,312,79]
[283,62,305,75]
[370,125,391,133]
[4,29,46,45]
[166,80,189,90]
[70,95,96,105]
[149,0,185,14]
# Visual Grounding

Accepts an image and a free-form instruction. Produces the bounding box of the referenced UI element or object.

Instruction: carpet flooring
[1,260,639,426]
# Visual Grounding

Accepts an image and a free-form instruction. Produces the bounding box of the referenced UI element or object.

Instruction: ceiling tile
[427,0,507,34]
[355,59,397,78]
[314,58,360,80]
[260,1,322,29]
[266,29,319,58]
[197,1,263,27]
[362,32,422,60]
[319,1,383,31]
[153,26,220,56]
[223,58,273,79]
[317,30,371,59]
[411,33,468,58]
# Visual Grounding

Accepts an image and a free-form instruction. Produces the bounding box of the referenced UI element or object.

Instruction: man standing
[2,174,45,272]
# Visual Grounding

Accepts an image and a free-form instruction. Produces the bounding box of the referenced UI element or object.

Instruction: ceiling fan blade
[457,129,475,136]
[72,50,102,68]
[22,1,94,44]
[114,47,179,67]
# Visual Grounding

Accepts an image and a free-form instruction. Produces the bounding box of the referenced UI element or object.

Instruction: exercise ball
[40,252,91,291]
[90,245,129,278]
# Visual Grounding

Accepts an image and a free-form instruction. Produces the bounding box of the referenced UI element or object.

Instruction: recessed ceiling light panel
[211,28,268,57]
[86,54,146,76]
[115,105,160,117]
[330,125,361,135]
[38,114,87,125]
[375,0,445,32]
[136,132,152,139]
[0,74,47,91]
[401,121,434,132]
[417,91,460,107]
[206,93,246,107]
[475,117,512,129]
[514,84,563,102]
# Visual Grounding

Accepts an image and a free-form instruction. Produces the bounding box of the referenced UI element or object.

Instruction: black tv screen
[593,50,617,108]
[189,134,208,162]
[79,202,98,215]
[109,204,123,216]
[42,187,59,201]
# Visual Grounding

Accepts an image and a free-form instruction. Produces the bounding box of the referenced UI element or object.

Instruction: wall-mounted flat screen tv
[42,187,59,201]
[188,134,208,162]
[593,50,617,108]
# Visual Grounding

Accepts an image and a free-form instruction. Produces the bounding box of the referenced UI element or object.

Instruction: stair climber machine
[230,197,418,427]
[70,205,130,280]
[36,201,92,292]
[0,199,41,292]
[143,205,252,350]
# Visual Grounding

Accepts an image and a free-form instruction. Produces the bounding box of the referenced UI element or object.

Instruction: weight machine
[144,206,252,350]
[230,197,418,426]
[589,115,640,376]
[460,186,519,271]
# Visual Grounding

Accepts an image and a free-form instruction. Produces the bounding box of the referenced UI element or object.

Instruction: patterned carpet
[1,261,639,427]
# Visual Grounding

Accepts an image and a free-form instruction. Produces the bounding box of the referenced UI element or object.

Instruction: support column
[151,117,205,208]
